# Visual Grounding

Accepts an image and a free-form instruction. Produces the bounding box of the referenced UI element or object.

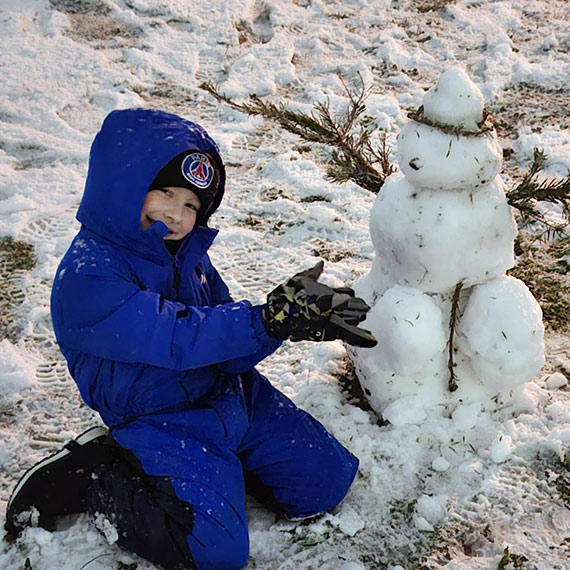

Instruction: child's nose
[165,206,182,222]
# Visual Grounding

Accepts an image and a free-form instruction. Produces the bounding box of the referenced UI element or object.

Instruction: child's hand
[263,261,377,348]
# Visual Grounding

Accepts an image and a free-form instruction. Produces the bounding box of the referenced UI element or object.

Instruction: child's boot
[4,426,121,537]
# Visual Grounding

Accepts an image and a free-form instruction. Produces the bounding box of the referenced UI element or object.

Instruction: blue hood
[77,108,226,260]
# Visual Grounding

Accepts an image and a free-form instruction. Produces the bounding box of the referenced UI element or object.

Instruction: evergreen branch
[326,151,383,190]
[507,147,570,229]
[378,131,392,180]
[448,282,463,393]
[408,106,495,137]
[335,75,369,137]
[517,221,568,242]
[200,79,392,193]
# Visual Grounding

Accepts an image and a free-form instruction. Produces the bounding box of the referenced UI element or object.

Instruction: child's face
[141,186,201,240]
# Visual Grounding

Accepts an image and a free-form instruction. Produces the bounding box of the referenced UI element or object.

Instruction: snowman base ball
[351,286,542,421]
[456,276,545,392]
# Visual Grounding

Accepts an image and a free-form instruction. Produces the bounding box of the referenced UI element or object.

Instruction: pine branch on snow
[507,147,570,233]
[202,82,569,239]
[200,79,393,193]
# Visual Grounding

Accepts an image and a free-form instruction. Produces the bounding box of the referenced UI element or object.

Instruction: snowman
[351,68,545,421]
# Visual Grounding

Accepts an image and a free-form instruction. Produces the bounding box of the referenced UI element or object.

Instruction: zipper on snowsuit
[173,259,181,293]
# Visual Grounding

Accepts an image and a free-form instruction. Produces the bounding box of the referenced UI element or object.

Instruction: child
[5,109,376,570]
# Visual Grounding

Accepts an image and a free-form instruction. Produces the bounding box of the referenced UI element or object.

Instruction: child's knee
[311,450,358,513]
[188,519,249,570]
[278,446,359,520]
[331,451,359,507]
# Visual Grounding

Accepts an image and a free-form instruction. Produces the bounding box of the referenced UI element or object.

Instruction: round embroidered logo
[181,153,214,189]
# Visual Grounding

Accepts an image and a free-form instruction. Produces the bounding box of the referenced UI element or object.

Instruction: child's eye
[159,188,172,196]
[185,203,198,211]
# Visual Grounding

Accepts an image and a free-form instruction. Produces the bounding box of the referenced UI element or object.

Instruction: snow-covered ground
[0,0,569,568]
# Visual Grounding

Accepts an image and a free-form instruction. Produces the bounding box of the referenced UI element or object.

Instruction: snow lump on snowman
[351,68,545,424]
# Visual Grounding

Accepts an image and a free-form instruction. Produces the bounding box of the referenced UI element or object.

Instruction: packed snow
[362,175,517,291]
[1,1,569,569]
[397,122,503,190]
[352,67,546,423]
[455,275,545,391]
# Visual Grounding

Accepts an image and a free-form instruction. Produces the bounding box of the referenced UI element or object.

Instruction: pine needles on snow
[200,79,393,193]
[408,105,495,137]
[506,147,570,234]
[202,82,570,235]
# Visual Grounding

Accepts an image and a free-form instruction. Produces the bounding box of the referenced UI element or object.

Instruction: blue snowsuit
[51,109,358,570]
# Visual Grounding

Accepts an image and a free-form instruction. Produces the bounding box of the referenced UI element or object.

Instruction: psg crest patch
[181,153,214,189]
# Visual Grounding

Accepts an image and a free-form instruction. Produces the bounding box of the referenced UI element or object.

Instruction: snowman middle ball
[369,173,517,293]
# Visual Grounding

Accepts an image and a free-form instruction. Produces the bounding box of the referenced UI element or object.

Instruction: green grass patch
[509,231,570,332]
[0,237,37,341]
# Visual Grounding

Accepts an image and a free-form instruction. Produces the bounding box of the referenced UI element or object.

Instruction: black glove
[263,261,377,348]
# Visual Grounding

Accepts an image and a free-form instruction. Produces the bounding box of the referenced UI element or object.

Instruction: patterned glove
[263,261,377,348]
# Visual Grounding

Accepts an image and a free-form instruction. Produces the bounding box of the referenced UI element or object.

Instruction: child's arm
[200,255,282,373]
[215,338,281,375]
[52,259,278,372]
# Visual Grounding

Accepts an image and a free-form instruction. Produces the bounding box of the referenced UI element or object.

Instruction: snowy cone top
[422,67,485,131]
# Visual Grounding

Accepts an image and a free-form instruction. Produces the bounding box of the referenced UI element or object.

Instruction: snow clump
[455,276,545,391]
[422,67,485,130]
[0,340,36,396]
